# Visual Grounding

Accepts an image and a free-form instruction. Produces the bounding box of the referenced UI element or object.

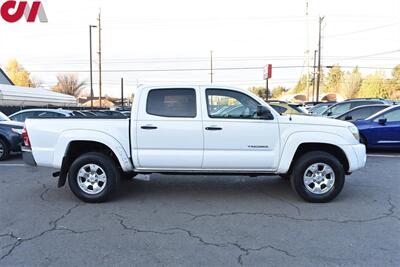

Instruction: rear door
[201,88,280,170]
[135,87,204,169]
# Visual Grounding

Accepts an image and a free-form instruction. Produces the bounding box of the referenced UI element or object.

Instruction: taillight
[22,127,31,147]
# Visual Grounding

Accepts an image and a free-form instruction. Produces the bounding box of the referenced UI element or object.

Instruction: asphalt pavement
[0,153,399,266]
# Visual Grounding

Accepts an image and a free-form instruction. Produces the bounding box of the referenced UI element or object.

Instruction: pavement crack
[34,178,49,201]
[181,207,398,224]
[261,191,302,216]
[168,227,227,248]
[112,214,176,236]
[0,203,92,262]
[229,242,295,265]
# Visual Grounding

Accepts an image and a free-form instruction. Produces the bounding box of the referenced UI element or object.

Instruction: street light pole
[89,25,97,110]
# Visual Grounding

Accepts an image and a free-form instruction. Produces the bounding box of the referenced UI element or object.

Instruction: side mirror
[257,105,274,120]
[345,115,352,121]
[327,111,333,116]
[378,118,387,125]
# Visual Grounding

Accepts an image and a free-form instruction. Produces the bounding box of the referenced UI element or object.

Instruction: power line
[325,22,400,38]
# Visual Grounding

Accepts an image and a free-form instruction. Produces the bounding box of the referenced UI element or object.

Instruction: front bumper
[22,146,37,166]
[343,143,367,173]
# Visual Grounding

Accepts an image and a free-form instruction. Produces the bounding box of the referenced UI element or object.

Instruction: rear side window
[146,89,196,118]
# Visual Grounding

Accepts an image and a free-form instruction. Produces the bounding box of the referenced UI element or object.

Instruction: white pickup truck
[22,85,366,203]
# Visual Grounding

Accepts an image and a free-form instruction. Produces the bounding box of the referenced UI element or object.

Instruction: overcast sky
[0,0,399,97]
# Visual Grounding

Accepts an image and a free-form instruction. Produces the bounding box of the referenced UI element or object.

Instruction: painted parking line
[0,163,26,167]
[367,154,400,158]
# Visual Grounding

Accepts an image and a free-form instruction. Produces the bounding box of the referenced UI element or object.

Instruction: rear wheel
[68,152,119,203]
[290,151,345,203]
[0,139,10,161]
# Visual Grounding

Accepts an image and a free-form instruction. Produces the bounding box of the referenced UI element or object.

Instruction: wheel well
[66,141,121,169]
[0,135,10,147]
[288,143,350,174]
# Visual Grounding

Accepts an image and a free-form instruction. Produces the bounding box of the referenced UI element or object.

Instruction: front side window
[206,89,260,119]
[374,109,400,123]
[146,89,196,118]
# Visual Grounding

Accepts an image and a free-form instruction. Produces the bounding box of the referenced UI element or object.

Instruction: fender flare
[277,131,348,173]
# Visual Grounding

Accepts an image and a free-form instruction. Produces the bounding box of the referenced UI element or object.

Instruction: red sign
[1,1,48,23]
[264,64,272,80]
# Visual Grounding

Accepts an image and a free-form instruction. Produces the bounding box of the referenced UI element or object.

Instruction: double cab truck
[22,85,367,203]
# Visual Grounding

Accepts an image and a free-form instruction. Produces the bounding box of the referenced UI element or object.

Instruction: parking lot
[0,153,399,266]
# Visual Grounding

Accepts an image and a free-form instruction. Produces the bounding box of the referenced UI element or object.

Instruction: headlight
[11,128,23,135]
[348,126,360,141]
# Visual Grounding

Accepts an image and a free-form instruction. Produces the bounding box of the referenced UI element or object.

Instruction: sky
[0,0,399,97]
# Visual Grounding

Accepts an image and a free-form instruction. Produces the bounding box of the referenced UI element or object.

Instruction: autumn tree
[389,64,400,99]
[248,86,267,100]
[271,86,288,99]
[292,74,309,94]
[5,59,33,87]
[358,72,389,98]
[52,74,86,97]
[325,65,343,93]
[340,67,362,99]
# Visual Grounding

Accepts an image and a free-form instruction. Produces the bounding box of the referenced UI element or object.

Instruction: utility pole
[97,10,103,108]
[312,50,317,102]
[121,78,124,109]
[210,50,214,83]
[316,16,324,102]
[89,25,97,110]
[305,1,310,101]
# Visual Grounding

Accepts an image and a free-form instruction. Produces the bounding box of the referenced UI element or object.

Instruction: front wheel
[68,152,119,203]
[0,139,10,161]
[290,151,345,203]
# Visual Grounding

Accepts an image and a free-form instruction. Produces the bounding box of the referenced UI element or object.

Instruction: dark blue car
[353,105,400,149]
[0,112,24,161]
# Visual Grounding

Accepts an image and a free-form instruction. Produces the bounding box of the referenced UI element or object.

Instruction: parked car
[335,104,390,122]
[352,105,400,149]
[308,102,336,115]
[10,109,74,122]
[90,110,126,118]
[0,111,24,160]
[22,85,366,203]
[321,99,391,117]
[266,101,304,115]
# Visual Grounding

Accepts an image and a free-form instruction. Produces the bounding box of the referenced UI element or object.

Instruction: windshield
[0,111,10,121]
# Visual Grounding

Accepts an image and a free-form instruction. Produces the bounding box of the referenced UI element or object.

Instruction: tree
[358,71,389,98]
[389,64,400,99]
[248,86,267,100]
[325,65,343,93]
[271,86,288,99]
[292,75,309,94]
[340,67,362,99]
[5,59,33,87]
[52,74,86,97]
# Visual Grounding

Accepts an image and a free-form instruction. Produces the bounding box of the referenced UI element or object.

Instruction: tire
[0,138,10,161]
[68,152,119,203]
[290,151,345,203]
[360,135,367,146]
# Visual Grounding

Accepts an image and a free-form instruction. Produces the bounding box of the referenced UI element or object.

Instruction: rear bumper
[22,146,37,167]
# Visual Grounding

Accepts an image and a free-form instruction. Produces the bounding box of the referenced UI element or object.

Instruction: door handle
[205,126,223,131]
[141,125,158,130]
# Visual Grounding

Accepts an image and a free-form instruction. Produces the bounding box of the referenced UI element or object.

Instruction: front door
[201,88,280,170]
[136,87,204,169]
[369,108,400,147]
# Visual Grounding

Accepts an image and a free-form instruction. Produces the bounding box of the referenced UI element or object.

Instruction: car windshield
[0,111,10,121]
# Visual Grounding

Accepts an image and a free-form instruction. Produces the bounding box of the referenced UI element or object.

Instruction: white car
[22,85,366,203]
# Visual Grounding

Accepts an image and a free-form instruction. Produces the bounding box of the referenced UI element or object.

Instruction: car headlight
[11,128,23,135]
[348,126,360,141]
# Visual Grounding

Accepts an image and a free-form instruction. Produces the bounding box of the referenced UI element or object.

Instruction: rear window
[146,89,196,118]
